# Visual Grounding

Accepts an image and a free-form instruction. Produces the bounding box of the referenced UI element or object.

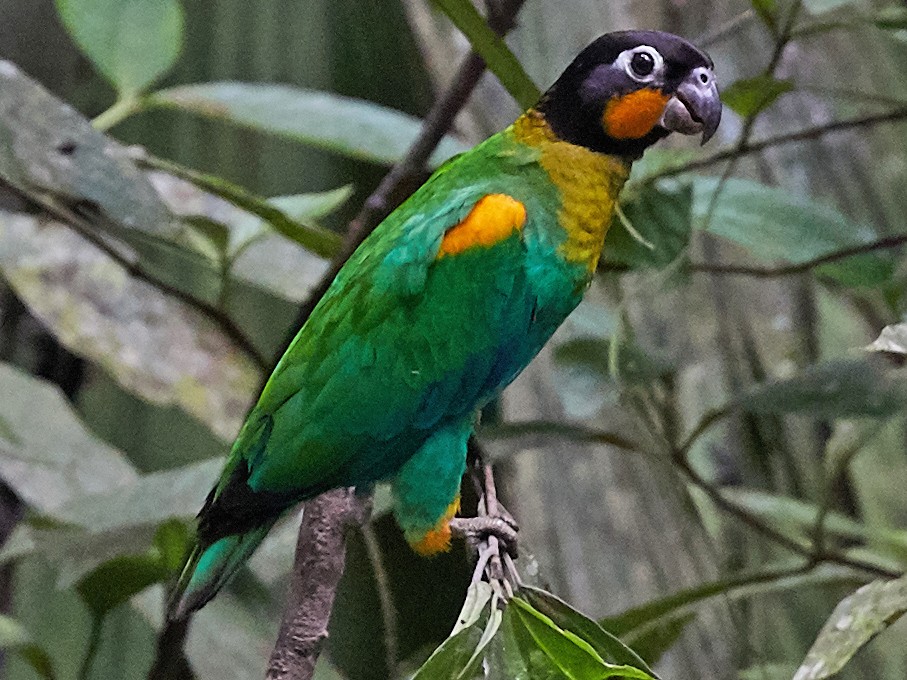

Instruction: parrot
[169,29,721,619]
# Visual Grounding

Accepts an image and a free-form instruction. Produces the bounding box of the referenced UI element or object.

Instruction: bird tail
[167,521,275,620]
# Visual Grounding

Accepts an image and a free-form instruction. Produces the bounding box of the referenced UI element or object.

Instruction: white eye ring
[616,46,664,83]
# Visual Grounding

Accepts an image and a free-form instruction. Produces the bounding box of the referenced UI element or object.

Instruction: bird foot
[449,515,519,558]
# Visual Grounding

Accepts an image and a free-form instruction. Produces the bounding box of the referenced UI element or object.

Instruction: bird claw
[449,515,519,558]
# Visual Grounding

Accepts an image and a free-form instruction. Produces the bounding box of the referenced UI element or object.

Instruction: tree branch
[688,234,907,278]
[266,490,371,680]
[649,106,907,181]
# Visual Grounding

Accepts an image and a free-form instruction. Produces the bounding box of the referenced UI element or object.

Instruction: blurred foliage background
[1,0,907,678]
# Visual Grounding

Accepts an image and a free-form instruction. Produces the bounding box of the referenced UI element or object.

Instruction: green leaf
[722,488,907,564]
[873,6,907,30]
[866,323,907,356]
[738,359,907,418]
[694,177,895,287]
[151,83,469,166]
[154,519,193,573]
[0,614,56,679]
[76,554,170,615]
[0,363,137,513]
[54,0,184,96]
[231,188,350,259]
[509,598,656,679]
[184,215,231,258]
[793,574,907,679]
[604,184,693,269]
[624,612,694,666]
[412,582,493,679]
[722,76,794,118]
[751,0,779,29]
[0,213,260,441]
[602,563,863,635]
[146,155,346,260]
[430,0,540,109]
[520,586,657,676]
[52,459,223,532]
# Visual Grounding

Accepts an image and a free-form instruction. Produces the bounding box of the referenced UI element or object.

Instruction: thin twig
[360,523,399,678]
[670,448,895,578]
[688,234,907,278]
[648,107,907,181]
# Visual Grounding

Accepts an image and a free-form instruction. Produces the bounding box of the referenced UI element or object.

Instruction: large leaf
[0,60,177,239]
[53,458,223,532]
[520,586,656,676]
[738,359,907,419]
[694,178,895,287]
[133,587,277,680]
[76,554,170,616]
[508,598,655,679]
[0,364,136,513]
[0,213,259,440]
[430,0,540,109]
[602,563,864,636]
[793,574,907,679]
[151,83,469,166]
[413,582,499,680]
[54,0,184,96]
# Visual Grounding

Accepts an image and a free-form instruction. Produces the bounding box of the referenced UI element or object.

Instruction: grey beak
[659,66,722,144]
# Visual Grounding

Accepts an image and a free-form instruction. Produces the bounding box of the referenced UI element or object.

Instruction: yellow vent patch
[438,194,526,258]
[603,89,670,140]
[411,497,460,556]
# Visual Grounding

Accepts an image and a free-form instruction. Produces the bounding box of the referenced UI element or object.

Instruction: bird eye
[630,51,655,77]
[619,46,663,82]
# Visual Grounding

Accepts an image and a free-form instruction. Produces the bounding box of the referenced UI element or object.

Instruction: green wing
[214,178,537,513]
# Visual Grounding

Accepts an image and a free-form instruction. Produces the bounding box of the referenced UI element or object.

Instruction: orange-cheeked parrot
[169,30,721,618]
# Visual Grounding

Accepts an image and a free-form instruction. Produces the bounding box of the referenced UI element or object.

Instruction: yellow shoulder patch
[603,88,670,140]
[411,497,460,557]
[438,194,527,258]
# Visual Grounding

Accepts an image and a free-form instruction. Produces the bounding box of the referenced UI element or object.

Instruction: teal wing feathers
[197,134,573,540]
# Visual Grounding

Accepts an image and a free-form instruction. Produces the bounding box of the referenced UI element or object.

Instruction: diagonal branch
[648,106,907,181]
[689,234,907,278]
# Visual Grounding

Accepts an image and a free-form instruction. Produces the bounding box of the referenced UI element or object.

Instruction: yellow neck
[511,111,630,273]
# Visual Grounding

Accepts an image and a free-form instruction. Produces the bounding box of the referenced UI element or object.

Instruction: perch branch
[265,490,371,680]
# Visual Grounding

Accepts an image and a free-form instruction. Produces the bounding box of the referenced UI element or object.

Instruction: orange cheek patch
[411,497,460,556]
[438,194,526,258]
[603,89,670,140]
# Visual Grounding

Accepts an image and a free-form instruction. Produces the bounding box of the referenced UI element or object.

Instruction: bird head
[536,30,721,158]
